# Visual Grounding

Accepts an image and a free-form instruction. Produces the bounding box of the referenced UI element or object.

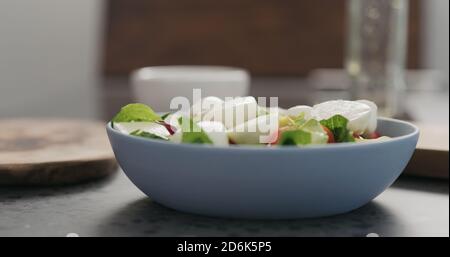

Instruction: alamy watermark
[167,89,280,143]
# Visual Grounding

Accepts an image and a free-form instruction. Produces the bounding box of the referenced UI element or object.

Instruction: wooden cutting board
[404,123,449,179]
[0,119,117,185]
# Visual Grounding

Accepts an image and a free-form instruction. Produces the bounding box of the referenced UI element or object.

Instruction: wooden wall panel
[103,0,420,76]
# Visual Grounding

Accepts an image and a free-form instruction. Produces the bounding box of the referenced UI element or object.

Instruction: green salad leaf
[160,112,171,120]
[278,119,329,146]
[278,129,312,146]
[112,103,162,123]
[319,115,355,143]
[301,119,329,144]
[130,130,168,140]
[178,117,213,144]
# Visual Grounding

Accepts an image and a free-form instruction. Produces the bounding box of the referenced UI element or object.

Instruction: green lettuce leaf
[130,130,168,140]
[319,115,355,143]
[178,117,213,144]
[160,112,171,120]
[112,103,162,123]
[278,118,328,146]
[278,129,312,146]
[300,119,329,144]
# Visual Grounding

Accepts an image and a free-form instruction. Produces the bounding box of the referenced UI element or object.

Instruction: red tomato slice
[321,125,335,143]
[270,130,282,145]
[366,131,381,139]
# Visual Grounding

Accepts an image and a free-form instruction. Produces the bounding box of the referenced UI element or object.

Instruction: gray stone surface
[0,170,448,237]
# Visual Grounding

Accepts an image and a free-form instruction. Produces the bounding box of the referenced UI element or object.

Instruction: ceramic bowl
[131,66,249,112]
[107,118,419,219]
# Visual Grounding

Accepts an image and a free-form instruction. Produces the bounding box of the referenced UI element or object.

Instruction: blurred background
[0,0,448,125]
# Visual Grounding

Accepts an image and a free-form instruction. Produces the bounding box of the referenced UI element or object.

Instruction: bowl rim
[106,117,419,152]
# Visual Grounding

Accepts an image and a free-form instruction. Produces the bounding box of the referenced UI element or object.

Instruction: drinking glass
[346,0,409,117]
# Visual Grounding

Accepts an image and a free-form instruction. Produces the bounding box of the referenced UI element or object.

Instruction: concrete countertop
[0,171,447,237]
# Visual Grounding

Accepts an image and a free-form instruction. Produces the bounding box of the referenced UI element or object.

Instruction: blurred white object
[131,66,250,112]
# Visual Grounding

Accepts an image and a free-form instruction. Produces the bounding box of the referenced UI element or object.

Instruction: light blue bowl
[107,118,419,219]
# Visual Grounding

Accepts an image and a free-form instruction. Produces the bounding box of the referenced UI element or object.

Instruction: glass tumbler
[346,0,409,117]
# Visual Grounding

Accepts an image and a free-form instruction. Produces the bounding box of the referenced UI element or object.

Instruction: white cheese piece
[197,121,229,146]
[356,99,378,133]
[311,100,373,135]
[202,96,258,129]
[227,114,279,144]
[287,105,313,119]
[114,122,170,139]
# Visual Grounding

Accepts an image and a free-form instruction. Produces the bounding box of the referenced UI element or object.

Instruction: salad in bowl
[111,97,388,147]
[106,97,418,219]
